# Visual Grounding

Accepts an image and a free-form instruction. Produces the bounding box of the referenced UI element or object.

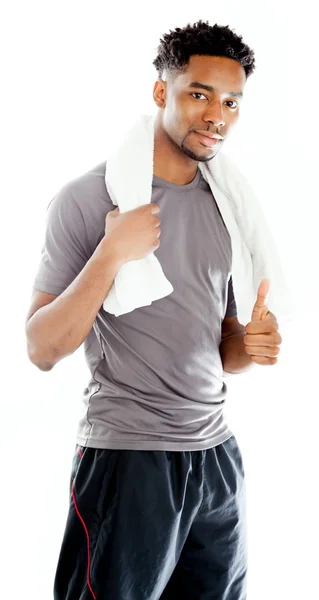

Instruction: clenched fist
[104,203,161,264]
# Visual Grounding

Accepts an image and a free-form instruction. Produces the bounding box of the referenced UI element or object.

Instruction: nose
[202,100,226,129]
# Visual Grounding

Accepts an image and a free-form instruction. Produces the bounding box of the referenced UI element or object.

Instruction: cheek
[163,107,185,138]
[163,113,178,138]
[228,111,240,126]
[166,94,194,122]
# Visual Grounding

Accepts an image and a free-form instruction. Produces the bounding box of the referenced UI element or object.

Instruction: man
[25,20,282,600]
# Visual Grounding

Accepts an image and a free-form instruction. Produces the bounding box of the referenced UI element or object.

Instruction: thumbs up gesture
[243,279,282,366]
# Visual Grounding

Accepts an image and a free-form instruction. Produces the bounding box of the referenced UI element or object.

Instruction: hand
[244,279,282,366]
[104,203,161,264]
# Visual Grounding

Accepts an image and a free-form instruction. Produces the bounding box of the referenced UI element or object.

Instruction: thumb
[251,278,271,321]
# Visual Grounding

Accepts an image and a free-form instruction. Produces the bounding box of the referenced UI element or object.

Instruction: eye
[225,100,239,109]
[191,93,208,100]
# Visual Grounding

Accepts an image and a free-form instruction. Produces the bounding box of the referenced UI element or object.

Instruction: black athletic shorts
[53,435,247,599]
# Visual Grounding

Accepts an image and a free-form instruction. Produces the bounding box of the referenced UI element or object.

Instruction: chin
[182,144,218,163]
[197,153,217,163]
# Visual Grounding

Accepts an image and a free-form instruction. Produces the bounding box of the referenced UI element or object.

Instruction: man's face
[154,55,246,162]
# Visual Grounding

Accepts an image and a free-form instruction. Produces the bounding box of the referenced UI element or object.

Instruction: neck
[153,116,199,185]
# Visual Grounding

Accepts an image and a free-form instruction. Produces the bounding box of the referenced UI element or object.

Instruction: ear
[153,79,166,108]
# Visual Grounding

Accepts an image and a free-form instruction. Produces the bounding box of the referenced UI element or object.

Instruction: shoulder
[54,160,114,212]
[47,160,115,254]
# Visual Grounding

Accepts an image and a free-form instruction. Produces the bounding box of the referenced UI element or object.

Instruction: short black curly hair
[153,20,256,80]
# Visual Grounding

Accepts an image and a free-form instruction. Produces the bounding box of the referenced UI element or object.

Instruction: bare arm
[25,237,124,371]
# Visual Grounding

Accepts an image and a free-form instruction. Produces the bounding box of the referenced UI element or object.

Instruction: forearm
[219,332,255,375]
[26,237,124,370]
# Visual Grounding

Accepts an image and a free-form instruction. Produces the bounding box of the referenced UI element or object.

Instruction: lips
[194,132,222,147]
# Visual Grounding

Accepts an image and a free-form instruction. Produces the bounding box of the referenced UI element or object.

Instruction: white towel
[103,114,293,325]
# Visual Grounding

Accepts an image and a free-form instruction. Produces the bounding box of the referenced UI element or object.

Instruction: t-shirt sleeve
[31,184,91,296]
[225,276,237,317]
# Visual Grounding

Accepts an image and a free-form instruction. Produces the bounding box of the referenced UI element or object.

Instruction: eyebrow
[188,81,243,99]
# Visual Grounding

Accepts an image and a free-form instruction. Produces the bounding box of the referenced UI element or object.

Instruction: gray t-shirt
[32,161,237,450]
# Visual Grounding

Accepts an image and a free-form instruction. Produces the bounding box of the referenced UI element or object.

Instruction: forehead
[175,55,246,91]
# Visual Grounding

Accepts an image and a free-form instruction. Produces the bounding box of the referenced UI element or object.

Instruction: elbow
[26,341,56,372]
[28,350,55,372]
[33,362,55,372]
[34,359,55,372]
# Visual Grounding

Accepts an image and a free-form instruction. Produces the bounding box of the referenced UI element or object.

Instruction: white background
[1,1,318,598]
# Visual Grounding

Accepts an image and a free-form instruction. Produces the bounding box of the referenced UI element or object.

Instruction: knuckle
[273,332,282,344]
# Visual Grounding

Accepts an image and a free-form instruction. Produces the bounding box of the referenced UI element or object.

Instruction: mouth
[193,131,223,148]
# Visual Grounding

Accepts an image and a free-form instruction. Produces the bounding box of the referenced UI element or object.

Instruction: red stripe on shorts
[71,465,96,599]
